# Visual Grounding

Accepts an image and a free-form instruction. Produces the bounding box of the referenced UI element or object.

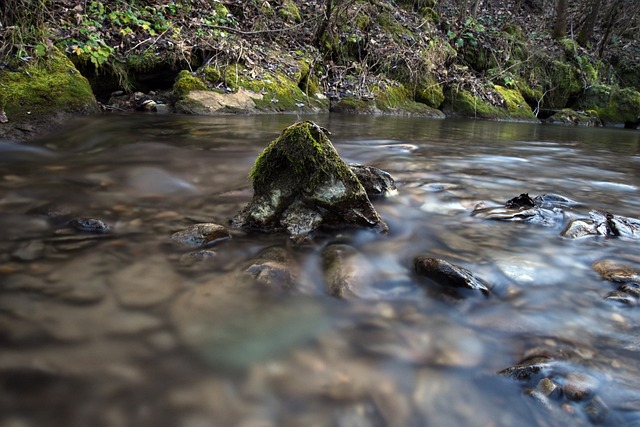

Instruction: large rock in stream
[232,121,388,241]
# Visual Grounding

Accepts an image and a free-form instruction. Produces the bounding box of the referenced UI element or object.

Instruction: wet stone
[562,373,598,401]
[322,244,377,299]
[68,217,111,233]
[498,356,553,381]
[413,256,490,296]
[561,218,598,239]
[12,240,45,261]
[349,164,397,198]
[604,290,638,306]
[110,255,182,307]
[472,193,568,226]
[178,250,218,268]
[537,378,559,397]
[170,223,230,248]
[243,246,298,289]
[592,259,640,283]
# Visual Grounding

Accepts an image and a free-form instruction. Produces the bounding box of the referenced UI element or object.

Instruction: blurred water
[1,114,639,427]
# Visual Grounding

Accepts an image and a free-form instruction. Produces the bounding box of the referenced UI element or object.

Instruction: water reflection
[1,114,640,426]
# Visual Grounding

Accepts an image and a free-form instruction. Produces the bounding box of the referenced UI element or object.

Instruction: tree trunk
[552,0,568,39]
[458,0,470,20]
[314,0,334,47]
[577,0,602,47]
[471,0,482,18]
[597,0,622,58]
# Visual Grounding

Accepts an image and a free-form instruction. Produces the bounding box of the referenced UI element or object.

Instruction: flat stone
[170,223,230,248]
[110,255,182,307]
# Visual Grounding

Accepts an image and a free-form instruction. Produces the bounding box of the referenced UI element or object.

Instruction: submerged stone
[413,256,491,296]
[322,244,377,299]
[232,121,388,240]
[471,192,570,227]
[170,223,230,248]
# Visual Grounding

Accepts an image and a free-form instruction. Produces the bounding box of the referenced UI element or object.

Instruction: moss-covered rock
[545,109,600,126]
[0,51,98,121]
[208,62,327,112]
[578,85,640,126]
[414,75,445,108]
[493,85,537,120]
[331,97,378,114]
[172,70,207,97]
[373,81,444,117]
[544,60,583,109]
[233,121,388,241]
[441,87,537,121]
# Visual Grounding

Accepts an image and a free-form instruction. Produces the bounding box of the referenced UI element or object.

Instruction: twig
[127,23,173,53]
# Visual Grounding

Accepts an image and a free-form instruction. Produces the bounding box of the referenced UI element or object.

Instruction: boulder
[232,121,388,241]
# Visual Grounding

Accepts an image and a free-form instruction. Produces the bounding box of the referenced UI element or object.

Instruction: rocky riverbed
[1,114,639,426]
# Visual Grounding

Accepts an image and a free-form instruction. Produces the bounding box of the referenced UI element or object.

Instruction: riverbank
[1,0,639,141]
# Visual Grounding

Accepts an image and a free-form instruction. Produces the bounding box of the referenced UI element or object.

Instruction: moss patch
[173,70,207,97]
[442,87,537,121]
[0,50,98,120]
[493,85,537,120]
[578,85,640,124]
[373,81,444,116]
[414,75,444,108]
[210,62,326,112]
[250,122,352,191]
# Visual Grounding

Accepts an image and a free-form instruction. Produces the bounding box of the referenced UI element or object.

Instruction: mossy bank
[1,0,639,136]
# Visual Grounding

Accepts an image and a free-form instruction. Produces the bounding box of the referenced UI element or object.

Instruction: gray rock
[170,223,230,248]
[413,256,491,296]
[232,121,387,241]
[68,217,111,233]
[349,164,397,198]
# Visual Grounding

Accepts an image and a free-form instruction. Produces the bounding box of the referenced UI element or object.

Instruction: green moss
[373,81,444,116]
[250,122,352,191]
[545,60,582,108]
[331,97,377,114]
[125,52,161,72]
[559,38,578,59]
[297,61,320,96]
[578,85,640,124]
[220,64,312,111]
[419,7,439,23]
[493,85,537,120]
[0,50,97,119]
[173,70,207,96]
[502,23,524,40]
[414,75,444,108]
[277,0,301,23]
[515,78,543,107]
[442,87,536,121]
[203,66,221,84]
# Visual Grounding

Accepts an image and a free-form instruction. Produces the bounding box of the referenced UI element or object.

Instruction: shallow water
[1,114,640,427]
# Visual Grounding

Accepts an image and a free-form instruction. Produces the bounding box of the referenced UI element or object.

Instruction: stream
[1,114,640,426]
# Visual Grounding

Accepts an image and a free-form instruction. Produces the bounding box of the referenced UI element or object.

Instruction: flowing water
[1,114,640,427]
